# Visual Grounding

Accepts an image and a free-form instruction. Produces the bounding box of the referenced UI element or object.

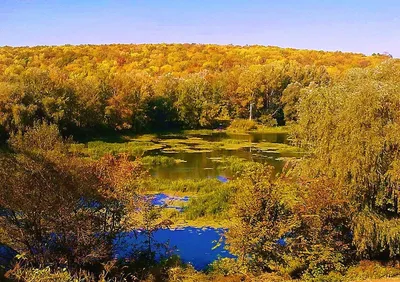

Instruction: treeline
[0,44,388,140]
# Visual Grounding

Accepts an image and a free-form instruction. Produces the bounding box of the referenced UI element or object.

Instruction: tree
[294,61,400,259]
[281,82,302,123]
[0,123,128,273]
[226,165,296,272]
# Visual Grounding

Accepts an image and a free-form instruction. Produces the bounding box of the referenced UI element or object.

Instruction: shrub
[258,114,278,127]
[6,266,73,282]
[227,119,257,132]
[345,260,400,281]
[208,258,243,276]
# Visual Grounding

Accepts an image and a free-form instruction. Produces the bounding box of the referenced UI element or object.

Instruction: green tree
[281,82,302,123]
[295,61,400,259]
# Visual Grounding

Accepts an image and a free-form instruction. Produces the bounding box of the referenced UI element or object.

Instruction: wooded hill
[0,44,390,139]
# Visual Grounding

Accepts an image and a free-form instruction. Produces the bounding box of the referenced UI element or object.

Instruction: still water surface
[114,227,235,270]
[149,131,289,179]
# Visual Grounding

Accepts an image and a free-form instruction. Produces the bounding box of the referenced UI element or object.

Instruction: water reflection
[148,132,288,179]
[189,131,288,143]
[149,148,284,179]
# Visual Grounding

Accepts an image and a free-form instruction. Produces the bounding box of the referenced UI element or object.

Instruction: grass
[183,129,216,136]
[169,216,231,228]
[144,176,236,228]
[142,155,186,167]
[226,119,292,134]
[146,186,233,228]
[345,261,400,281]
[213,156,264,176]
[183,186,233,220]
[253,125,292,134]
[158,203,231,228]
[255,142,304,156]
[145,178,224,194]
[70,140,163,159]
[160,212,230,228]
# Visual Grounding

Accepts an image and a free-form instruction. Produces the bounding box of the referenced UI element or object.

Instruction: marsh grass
[255,142,304,156]
[227,120,291,134]
[142,155,186,167]
[69,140,163,159]
[183,185,234,221]
[144,176,236,227]
[183,129,216,136]
[158,137,256,152]
[70,129,300,159]
[227,119,257,132]
[145,178,223,194]
[253,125,291,134]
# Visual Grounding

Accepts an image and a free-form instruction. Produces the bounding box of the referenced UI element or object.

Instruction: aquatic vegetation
[255,142,304,156]
[183,129,217,136]
[142,155,185,167]
[129,134,158,142]
[145,178,223,194]
[70,140,164,159]
[150,193,190,211]
[156,138,209,153]
[183,186,234,221]
[69,129,302,173]
[253,125,292,134]
[214,156,264,176]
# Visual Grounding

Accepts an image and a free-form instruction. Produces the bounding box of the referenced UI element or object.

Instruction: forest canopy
[0,44,389,140]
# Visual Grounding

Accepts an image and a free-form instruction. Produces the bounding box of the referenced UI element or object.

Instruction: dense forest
[0,44,388,140]
[0,44,400,281]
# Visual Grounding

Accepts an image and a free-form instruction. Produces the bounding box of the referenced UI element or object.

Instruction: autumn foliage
[0,44,388,139]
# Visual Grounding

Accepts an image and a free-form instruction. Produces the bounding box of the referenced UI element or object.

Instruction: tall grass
[183,186,234,220]
[70,141,163,159]
[142,155,179,167]
[145,178,223,194]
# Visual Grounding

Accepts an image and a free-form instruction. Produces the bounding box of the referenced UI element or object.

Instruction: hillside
[0,44,391,139]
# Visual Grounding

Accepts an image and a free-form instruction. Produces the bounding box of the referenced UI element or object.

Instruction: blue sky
[1,0,399,57]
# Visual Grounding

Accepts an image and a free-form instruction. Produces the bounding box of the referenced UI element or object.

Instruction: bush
[302,271,344,282]
[258,114,278,127]
[227,119,257,132]
[6,266,73,282]
[208,258,243,276]
[345,260,400,281]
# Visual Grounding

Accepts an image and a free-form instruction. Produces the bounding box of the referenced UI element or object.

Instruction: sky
[0,0,399,57]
